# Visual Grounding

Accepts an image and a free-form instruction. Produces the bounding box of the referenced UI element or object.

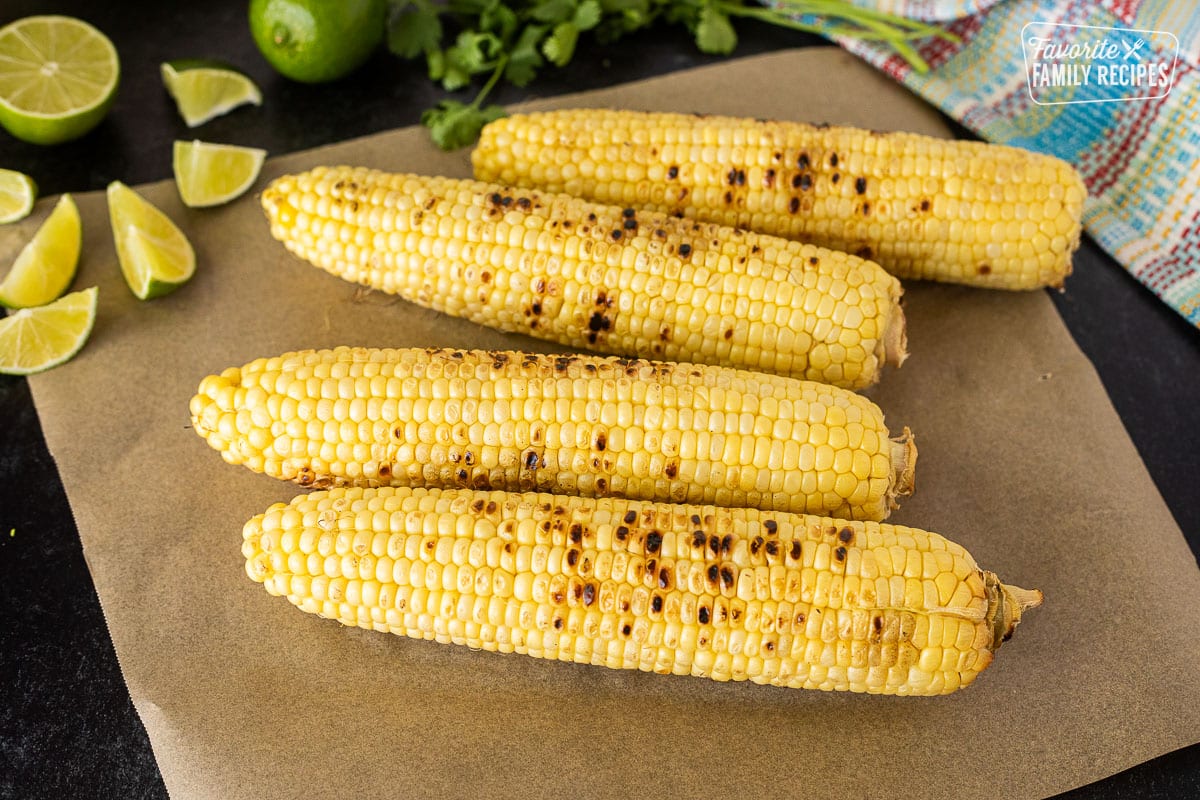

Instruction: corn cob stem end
[884,303,908,369]
[886,427,917,510]
[987,573,1043,650]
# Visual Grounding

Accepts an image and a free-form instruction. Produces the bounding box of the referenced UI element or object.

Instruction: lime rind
[106,181,196,300]
[123,224,194,298]
[161,61,263,127]
[0,169,38,224]
[0,16,120,145]
[0,194,81,309]
[172,139,267,207]
[0,285,98,375]
[163,58,251,74]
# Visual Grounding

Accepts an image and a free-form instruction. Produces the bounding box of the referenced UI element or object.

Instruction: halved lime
[0,285,98,375]
[0,16,120,145]
[107,181,195,300]
[0,169,37,223]
[0,194,81,308]
[172,139,266,207]
[161,60,262,127]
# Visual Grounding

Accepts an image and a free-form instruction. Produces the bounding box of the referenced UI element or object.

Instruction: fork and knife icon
[1122,38,1145,59]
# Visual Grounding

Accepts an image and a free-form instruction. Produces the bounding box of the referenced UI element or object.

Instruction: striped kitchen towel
[787,0,1200,325]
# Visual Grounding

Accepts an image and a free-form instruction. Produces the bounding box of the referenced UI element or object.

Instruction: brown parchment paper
[10,49,1200,800]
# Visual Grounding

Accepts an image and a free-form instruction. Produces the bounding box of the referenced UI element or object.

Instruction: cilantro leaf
[661,0,698,27]
[480,0,518,40]
[387,0,443,60]
[421,100,508,150]
[426,47,446,81]
[573,0,603,31]
[596,0,652,14]
[530,0,579,25]
[446,0,491,14]
[447,30,504,74]
[695,3,737,54]
[542,21,580,67]
[437,30,503,89]
[437,57,472,91]
[505,24,548,86]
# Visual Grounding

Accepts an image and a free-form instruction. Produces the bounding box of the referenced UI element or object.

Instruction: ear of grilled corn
[471,109,1087,291]
[260,166,907,389]
[190,347,916,521]
[244,486,1040,696]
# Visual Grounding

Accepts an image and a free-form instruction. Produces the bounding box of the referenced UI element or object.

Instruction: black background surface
[1,2,1197,797]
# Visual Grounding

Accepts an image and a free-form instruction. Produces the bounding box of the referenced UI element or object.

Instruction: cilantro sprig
[388,0,956,149]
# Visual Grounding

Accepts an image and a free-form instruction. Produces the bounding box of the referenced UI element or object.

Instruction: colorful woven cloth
[784,0,1200,325]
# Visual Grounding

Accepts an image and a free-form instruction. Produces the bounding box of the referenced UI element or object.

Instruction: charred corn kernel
[244,486,1041,695]
[191,347,917,521]
[260,167,907,389]
[472,109,1087,290]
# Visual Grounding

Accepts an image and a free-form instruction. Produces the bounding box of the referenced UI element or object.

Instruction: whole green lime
[248,0,386,84]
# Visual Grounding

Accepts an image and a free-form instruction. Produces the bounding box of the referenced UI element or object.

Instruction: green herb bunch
[387,0,954,149]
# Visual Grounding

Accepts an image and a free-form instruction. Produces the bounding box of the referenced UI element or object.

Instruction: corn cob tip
[887,427,917,510]
[260,181,285,218]
[1049,248,1077,292]
[884,303,908,369]
[987,574,1043,651]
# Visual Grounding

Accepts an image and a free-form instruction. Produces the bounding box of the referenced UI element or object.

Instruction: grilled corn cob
[190,347,916,521]
[472,109,1087,290]
[260,166,907,389]
[244,486,1041,695]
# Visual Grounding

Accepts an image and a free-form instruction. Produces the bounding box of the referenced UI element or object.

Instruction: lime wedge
[161,60,262,127]
[0,285,97,375]
[173,139,266,208]
[107,181,195,300]
[0,194,81,308]
[0,16,120,145]
[0,169,37,223]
